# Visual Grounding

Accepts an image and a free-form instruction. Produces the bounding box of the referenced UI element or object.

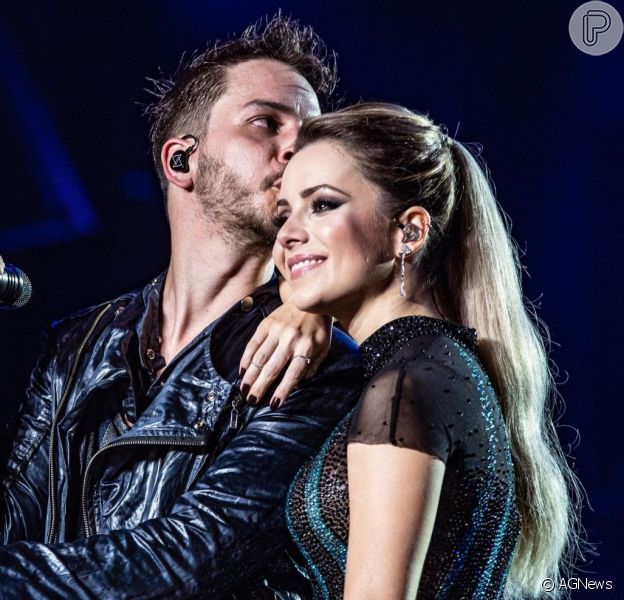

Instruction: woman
[272,103,580,598]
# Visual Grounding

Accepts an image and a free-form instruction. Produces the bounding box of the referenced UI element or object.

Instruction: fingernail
[270,397,281,410]
[247,394,257,406]
[240,383,250,399]
[239,367,246,378]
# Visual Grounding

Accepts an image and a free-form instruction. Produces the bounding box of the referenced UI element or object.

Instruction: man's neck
[160,222,273,365]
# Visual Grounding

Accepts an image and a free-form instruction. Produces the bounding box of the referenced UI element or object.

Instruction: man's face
[195,59,320,248]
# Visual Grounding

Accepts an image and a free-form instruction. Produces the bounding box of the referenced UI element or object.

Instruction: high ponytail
[440,141,583,597]
[296,102,583,598]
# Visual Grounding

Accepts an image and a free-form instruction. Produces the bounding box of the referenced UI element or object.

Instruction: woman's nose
[276,212,308,248]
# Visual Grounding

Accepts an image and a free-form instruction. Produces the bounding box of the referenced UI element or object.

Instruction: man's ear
[393,205,432,257]
[161,138,197,190]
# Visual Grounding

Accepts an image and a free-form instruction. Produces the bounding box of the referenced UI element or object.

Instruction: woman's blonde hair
[295,102,583,597]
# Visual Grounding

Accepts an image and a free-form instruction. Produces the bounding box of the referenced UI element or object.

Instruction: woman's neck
[337,286,444,345]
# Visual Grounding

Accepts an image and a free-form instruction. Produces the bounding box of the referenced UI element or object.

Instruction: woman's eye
[274,212,290,227]
[311,197,341,214]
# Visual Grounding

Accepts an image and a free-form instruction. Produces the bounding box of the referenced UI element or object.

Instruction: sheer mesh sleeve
[347,361,469,463]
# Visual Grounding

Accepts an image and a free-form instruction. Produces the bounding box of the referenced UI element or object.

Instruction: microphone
[0,263,33,310]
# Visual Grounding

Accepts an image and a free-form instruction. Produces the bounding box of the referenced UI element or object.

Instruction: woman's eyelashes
[275,196,343,227]
[273,211,290,227]
[310,196,343,214]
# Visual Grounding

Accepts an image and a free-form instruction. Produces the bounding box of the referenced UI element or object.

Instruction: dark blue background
[1,1,621,593]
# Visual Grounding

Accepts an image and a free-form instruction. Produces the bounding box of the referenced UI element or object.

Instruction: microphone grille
[14,271,32,308]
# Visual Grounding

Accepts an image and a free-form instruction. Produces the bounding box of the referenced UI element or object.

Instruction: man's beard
[194,152,280,250]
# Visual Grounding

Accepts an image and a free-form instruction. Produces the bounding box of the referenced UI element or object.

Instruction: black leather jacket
[0,276,362,599]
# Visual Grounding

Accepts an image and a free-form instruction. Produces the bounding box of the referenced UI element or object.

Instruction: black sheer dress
[286,316,521,599]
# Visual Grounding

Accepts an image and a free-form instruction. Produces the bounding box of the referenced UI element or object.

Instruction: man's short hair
[144,13,338,193]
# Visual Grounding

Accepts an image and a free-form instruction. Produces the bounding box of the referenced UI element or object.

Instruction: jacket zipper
[46,303,113,543]
[44,303,243,540]
[81,436,208,538]
[81,383,245,537]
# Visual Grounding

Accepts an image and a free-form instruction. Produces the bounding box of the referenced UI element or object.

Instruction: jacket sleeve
[0,328,57,544]
[0,345,361,599]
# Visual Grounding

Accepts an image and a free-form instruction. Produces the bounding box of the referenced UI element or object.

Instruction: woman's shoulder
[348,332,495,462]
[377,331,484,394]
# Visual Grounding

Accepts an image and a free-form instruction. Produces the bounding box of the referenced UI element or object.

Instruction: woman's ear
[393,206,432,258]
[161,137,198,190]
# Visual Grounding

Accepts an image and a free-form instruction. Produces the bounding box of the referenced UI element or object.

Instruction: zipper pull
[230,392,245,430]
[230,405,239,430]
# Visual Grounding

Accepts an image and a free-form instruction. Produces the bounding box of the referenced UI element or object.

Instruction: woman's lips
[287,255,327,281]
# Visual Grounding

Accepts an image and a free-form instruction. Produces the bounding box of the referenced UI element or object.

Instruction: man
[0,16,361,598]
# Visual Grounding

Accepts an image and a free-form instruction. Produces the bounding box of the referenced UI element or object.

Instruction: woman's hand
[239,299,333,409]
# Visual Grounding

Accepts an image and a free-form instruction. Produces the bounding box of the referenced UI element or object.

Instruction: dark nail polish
[240,383,250,399]
[270,397,281,410]
[239,367,246,378]
[247,394,258,406]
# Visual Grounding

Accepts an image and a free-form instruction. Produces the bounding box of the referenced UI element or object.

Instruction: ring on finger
[293,355,312,365]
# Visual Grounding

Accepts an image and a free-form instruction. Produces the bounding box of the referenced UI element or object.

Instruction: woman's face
[273,141,395,316]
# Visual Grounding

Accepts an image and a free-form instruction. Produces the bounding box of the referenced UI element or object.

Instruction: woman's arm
[344,443,445,600]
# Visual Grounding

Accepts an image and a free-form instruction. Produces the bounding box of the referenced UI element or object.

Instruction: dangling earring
[399,244,410,296]
[396,222,422,297]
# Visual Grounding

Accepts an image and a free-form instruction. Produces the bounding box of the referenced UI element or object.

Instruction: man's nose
[276,125,299,164]
[277,140,295,165]
[278,146,295,163]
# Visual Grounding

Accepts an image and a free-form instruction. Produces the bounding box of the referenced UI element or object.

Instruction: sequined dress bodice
[286,317,521,599]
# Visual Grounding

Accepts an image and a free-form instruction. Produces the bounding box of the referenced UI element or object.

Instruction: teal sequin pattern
[286,316,521,599]
[431,343,518,598]
[286,410,355,599]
